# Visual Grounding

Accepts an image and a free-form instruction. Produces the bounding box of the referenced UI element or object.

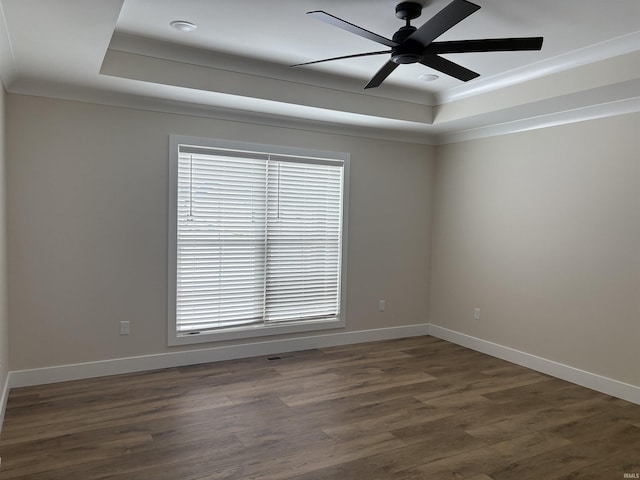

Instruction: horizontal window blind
[265,161,343,324]
[175,144,344,335]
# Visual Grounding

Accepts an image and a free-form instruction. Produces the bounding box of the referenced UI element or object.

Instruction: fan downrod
[391,2,424,64]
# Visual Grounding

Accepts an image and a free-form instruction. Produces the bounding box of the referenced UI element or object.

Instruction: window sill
[169,317,346,346]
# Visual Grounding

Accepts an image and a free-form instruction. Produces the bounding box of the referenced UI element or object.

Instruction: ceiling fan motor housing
[392,2,425,64]
[391,26,423,64]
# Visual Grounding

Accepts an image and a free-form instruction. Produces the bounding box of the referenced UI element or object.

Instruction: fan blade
[365,60,399,89]
[429,37,543,54]
[420,54,479,82]
[307,11,398,48]
[408,0,480,47]
[290,50,392,68]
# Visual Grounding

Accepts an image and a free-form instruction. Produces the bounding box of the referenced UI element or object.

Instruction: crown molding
[436,96,640,145]
[108,33,437,107]
[436,31,640,105]
[0,1,17,90]
[8,82,438,145]
[101,48,434,128]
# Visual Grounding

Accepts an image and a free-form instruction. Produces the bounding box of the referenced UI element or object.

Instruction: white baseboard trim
[428,324,640,405]
[8,324,429,389]
[7,322,638,406]
[0,372,9,431]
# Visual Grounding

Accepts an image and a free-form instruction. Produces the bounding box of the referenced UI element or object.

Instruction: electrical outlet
[379,300,385,312]
[474,308,480,320]
[120,321,130,335]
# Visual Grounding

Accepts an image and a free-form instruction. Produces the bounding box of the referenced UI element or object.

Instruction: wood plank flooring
[1,336,639,479]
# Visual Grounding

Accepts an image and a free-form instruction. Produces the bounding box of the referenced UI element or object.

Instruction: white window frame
[168,135,349,346]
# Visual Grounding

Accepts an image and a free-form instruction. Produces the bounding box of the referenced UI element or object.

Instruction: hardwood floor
[1,336,639,479]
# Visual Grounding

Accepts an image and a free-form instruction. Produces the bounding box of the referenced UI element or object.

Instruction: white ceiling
[0,0,638,144]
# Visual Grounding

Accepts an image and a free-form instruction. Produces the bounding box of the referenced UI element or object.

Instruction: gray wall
[6,92,640,389]
[6,94,435,370]
[430,113,640,386]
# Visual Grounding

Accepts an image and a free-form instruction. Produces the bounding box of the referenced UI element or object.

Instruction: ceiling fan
[291,0,543,89]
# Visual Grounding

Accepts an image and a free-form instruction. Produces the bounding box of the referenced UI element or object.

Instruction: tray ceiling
[0,0,638,143]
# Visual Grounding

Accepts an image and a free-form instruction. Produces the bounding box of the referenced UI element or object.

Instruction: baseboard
[428,323,640,405]
[7,322,638,405]
[8,323,429,389]
[0,372,9,431]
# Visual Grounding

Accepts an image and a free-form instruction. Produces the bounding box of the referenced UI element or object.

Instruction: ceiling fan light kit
[291,0,543,89]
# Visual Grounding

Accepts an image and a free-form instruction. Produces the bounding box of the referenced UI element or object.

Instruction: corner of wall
[0,83,9,431]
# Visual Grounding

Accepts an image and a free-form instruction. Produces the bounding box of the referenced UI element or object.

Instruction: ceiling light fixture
[170,20,197,32]
[418,74,439,81]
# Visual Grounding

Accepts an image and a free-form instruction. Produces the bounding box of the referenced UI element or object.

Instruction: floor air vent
[266,355,296,361]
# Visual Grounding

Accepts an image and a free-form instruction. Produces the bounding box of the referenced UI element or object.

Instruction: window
[168,136,349,345]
